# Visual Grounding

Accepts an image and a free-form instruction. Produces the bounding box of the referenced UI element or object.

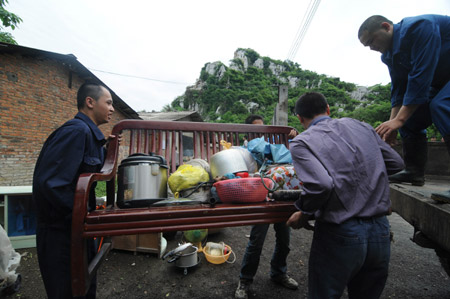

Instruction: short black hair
[245,114,264,124]
[358,15,393,38]
[294,92,328,119]
[77,82,108,110]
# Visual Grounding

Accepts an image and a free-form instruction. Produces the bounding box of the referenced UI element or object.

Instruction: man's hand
[105,134,122,149]
[287,211,314,230]
[376,104,418,143]
[375,119,403,142]
[383,129,398,146]
[288,129,299,139]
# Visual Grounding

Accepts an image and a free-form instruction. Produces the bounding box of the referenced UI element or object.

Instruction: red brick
[0,53,130,186]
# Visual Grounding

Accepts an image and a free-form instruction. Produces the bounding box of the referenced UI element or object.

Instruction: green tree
[366,84,391,103]
[344,101,391,127]
[0,0,22,44]
[161,104,174,112]
[427,124,443,141]
[170,48,395,130]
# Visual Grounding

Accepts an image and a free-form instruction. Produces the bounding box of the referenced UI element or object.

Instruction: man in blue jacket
[358,14,450,201]
[287,92,404,298]
[33,82,115,298]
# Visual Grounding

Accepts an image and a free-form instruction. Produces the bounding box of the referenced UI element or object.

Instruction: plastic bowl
[213,177,273,203]
[203,245,232,264]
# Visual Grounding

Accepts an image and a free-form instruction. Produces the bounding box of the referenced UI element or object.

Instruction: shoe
[271,274,298,290]
[431,189,450,204]
[389,138,427,186]
[235,279,250,299]
[389,169,425,186]
[0,274,21,296]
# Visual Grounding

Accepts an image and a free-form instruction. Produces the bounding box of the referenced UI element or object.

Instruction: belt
[353,214,388,221]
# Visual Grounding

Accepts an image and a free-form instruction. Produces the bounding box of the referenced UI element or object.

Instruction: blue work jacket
[381,14,450,107]
[33,112,106,228]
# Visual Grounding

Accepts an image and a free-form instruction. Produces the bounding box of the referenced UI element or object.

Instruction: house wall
[0,53,127,186]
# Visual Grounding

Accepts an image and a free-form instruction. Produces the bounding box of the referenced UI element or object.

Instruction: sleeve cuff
[294,200,315,215]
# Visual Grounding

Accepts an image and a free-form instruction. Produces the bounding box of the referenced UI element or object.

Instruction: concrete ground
[4,212,450,299]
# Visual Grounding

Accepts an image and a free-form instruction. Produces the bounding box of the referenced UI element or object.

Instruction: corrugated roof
[139,111,203,122]
[0,42,140,119]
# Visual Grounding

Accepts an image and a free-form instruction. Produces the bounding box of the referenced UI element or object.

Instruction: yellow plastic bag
[168,164,210,194]
[220,140,232,150]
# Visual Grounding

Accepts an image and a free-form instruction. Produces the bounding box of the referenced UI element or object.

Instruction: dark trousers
[36,225,97,299]
[308,216,391,299]
[239,222,291,281]
[400,81,450,139]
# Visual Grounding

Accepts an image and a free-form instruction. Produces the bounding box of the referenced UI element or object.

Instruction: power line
[88,69,289,90]
[88,68,282,90]
[287,0,314,61]
[291,0,320,60]
[286,0,321,62]
[287,0,321,61]
[88,68,191,85]
[287,0,319,61]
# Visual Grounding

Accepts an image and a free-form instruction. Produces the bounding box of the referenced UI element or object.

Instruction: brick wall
[0,53,128,186]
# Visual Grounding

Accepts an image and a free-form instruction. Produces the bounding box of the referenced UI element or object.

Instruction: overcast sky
[5,0,450,112]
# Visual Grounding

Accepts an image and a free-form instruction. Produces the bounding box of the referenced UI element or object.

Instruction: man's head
[77,82,114,126]
[294,92,329,129]
[358,15,394,54]
[245,114,264,125]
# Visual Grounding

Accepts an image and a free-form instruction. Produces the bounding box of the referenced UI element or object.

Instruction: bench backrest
[110,120,294,174]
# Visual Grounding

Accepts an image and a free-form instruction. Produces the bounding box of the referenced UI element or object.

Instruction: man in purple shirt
[287,92,404,298]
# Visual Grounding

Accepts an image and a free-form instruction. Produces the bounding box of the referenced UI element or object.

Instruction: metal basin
[210,149,248,178]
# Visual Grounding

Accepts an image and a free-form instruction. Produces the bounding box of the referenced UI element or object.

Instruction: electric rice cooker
[117,153,168,208]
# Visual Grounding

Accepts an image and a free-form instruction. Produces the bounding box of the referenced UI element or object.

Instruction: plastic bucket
[203,244,235,264]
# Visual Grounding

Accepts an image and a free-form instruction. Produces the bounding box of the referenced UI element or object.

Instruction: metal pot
[210,149,248,178]
[168,245,198,267]
[117,153,168,208]
[163,243,199,275]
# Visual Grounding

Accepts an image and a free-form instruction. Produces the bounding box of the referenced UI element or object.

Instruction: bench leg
[71,236,112,297]
[71,235,89,297]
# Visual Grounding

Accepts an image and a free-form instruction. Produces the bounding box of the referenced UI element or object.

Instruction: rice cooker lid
[120,153,168,168]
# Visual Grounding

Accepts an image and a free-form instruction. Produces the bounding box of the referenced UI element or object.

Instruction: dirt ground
[4,212,450,299]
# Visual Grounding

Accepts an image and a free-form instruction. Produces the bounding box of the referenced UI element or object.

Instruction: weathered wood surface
[390,178,450,252]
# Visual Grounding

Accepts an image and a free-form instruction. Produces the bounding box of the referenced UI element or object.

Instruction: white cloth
[0,225,20,285]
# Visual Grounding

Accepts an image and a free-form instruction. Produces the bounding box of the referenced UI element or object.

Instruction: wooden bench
[71,120,298,296]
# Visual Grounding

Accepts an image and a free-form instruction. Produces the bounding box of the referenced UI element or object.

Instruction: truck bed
[390,177,450,252]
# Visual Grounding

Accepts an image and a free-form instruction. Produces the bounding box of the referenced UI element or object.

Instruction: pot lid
[120,153,168,167]
[162,242,193,260]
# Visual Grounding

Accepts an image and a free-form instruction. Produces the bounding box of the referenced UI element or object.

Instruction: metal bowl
[210,149,248,178]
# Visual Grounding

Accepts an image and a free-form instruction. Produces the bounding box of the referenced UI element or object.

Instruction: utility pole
[272,85,288,125]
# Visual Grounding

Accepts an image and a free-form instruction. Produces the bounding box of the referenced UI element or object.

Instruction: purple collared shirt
[289,117,404,224]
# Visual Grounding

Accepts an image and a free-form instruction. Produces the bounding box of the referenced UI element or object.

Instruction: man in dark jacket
[33,82,115,298]
[358,14,450,201]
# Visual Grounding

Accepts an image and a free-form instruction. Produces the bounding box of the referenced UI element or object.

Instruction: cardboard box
[112,233,162,255]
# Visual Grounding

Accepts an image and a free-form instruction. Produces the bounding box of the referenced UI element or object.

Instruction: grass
[95,181,107,197]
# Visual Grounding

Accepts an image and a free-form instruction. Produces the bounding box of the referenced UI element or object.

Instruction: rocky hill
[165,48,392,128]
